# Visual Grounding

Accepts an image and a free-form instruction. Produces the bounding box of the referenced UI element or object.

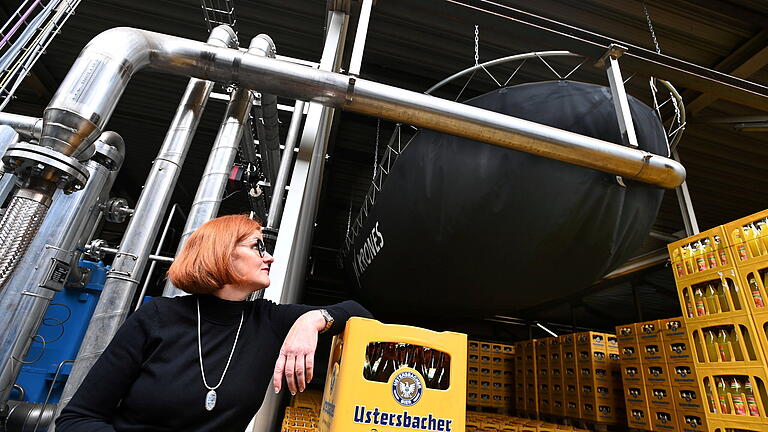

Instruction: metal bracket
[594,43,627,68]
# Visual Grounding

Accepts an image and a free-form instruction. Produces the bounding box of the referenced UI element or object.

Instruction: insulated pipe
[249,34,281,189]
[162,85,253,298]
[0,113,42,140]
[41,27,685,189]
[53,26,239,421]
[266,100,304,229]
[0,132,124,410]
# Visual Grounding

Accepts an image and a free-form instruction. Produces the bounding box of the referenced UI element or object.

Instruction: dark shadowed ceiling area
[1,0,767,340]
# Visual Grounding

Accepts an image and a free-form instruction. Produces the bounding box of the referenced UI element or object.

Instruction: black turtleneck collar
[195,294,249,325]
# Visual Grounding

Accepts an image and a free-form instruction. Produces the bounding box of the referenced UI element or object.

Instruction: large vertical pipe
[251,11,348,432]
[0,132,124,410]
[53,26,238,421]
[248,34,281,189]
[162,36,269,298]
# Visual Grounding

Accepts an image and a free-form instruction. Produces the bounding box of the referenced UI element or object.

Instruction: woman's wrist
[300,310,326,332]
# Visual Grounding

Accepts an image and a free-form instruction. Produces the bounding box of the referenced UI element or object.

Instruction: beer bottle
[706,284,719,314]
[436,352,450,390]
[744,378,761,417]
[374,342,398,382]
[705,330,719,362]
[716,377,730,414]
[730,377,747,415]
[694,241,707,271]
[364,342,379,379]
[705,383,717,413]
[694,287,706,316]
[683,290,694,318]
[747,276,765,308]
[746,224,762,258]
[714,235,729,266]
[704,238,717,269]
[673,248,685,277]
[717,329,732,362]
[682,245,695,274]
[734,229,749,261]
[756,221,768,255]
[729,327,744,361]
[421,348,439,388]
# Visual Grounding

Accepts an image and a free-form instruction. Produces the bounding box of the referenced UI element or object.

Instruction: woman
[56,214,371,431]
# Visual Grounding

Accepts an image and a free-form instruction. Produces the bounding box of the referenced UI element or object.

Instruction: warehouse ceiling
[1,0,767,339]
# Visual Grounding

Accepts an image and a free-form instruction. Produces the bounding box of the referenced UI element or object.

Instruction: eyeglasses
[250,238,267,257]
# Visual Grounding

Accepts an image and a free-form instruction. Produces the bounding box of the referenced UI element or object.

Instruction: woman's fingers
[305,353,315,385]
[273,354,286,393]
[284,355,297,395]
[295,355,306,392]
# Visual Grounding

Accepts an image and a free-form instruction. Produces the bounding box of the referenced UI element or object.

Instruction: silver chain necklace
[197,298,244,411]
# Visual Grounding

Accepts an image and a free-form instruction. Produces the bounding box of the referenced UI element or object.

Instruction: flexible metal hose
[2,400,56,431]
[0,190,50,289]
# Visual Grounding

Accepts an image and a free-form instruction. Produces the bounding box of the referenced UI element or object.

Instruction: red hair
[167,214,262,294]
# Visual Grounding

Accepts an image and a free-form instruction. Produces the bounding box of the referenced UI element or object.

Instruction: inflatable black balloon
[344,81,666,316]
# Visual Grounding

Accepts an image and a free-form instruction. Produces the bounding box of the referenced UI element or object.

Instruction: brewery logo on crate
[392,370,423,406]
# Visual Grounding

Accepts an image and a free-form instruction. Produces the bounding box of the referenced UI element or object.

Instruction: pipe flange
[83,238,108,261]
[2,142,89,194]
[104,197,132,223]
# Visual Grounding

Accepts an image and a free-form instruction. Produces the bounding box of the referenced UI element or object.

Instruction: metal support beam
[247,10,348,432]
[348,0,373,76]
[632,282,643,322]
[445,0,768,111]
[671,150,699,236]
[600,45,639,148]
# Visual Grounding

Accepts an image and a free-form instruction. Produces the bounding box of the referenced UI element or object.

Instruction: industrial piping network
[0,25,686,430]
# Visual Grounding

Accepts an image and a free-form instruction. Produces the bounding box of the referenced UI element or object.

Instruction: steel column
[248,10,348,432]
[671,150,699,236]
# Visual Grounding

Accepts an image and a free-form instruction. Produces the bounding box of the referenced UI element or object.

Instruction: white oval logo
[392,370,423,406]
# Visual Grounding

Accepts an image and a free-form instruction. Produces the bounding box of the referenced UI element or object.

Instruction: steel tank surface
[345,81,667,316]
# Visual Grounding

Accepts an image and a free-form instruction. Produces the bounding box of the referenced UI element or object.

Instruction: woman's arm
[266,300,372,395]
[55,301,157,431]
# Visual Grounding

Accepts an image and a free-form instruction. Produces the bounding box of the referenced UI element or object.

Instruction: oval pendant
[205,389,217,411]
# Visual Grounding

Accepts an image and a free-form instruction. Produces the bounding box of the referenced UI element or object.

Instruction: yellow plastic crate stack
[512,333,624,425]
[468,340,516,410]
[617,318,696,432]
[666,209,768,432]
[466,412,589,432]
[318,317,467,432]
[282,390,323,432]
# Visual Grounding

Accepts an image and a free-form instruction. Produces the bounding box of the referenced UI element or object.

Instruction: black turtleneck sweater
[55,295,371,432]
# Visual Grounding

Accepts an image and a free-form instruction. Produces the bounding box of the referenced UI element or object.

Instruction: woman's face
[230,230,274,291]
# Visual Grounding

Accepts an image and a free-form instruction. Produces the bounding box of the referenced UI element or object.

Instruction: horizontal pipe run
[44,27,685,188]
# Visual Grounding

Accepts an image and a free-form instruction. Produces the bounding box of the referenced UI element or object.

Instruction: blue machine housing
[11,259,108,404]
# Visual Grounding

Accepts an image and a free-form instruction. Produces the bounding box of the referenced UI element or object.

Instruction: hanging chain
[474,25,479,66]
[373,119,380,180]
[642,2,661,54]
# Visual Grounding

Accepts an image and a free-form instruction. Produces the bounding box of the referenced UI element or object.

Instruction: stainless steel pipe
[0,132,124,409]
[42,27,684,189]
[162,85,253,297]
[53,26,238,421]
[249,34,281,189]
[0,113,42,140]
[266,100,304,229]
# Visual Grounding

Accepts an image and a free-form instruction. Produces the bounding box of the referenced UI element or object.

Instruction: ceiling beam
[686,29,768,115]
[444,0,768,111]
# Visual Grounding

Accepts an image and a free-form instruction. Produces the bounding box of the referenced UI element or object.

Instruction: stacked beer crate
[617,318,696,432]
[467,340,516,410]
[466,412,590,431]
[665,209,768,432]
[513,333,624,425]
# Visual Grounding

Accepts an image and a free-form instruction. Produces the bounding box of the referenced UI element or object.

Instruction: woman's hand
[273,310,326,395]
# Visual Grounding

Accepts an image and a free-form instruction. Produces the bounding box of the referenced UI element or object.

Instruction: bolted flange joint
[2,142,90,194]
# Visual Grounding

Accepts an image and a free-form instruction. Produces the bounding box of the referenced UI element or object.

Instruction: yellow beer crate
[676,268,751,323]
[319,317,466,432]
[668,225,734,283]
[723,209,768,269]
[735,261,768,315]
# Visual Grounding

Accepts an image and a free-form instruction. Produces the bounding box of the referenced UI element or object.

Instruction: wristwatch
[319,309,334,333]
